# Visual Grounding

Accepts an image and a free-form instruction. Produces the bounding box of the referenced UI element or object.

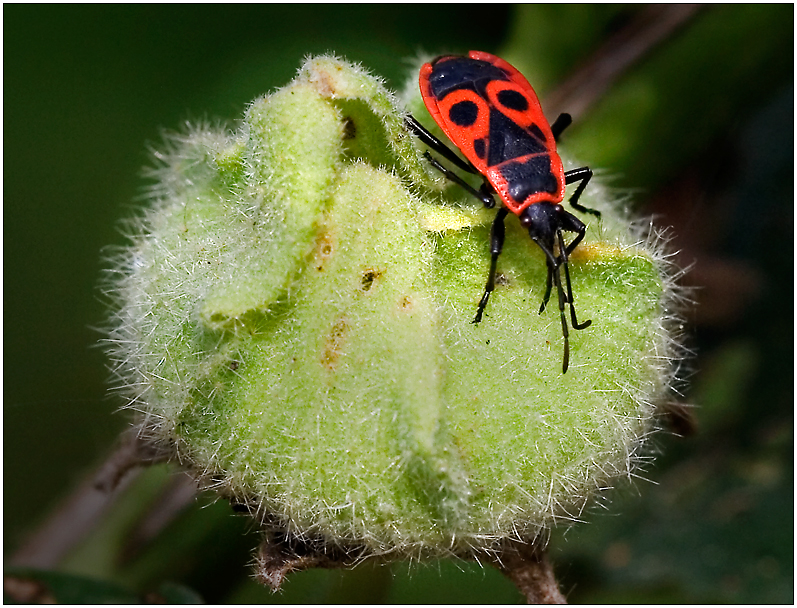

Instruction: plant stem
[9,430,160,568]
[492,542,567,604]
[543,4,702,119]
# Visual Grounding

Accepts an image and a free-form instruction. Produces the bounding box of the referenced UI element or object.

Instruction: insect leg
[534,239,571,373]
[473,207,509,324]
[550,113,572,142]
[563,223,586,257]
[538,259,554,315]
[405,115,478,174]
[558,230,592,331]
[564,167,600,217]
[406,115,497,207]
[422,152,496,208]
[552,261,571,373]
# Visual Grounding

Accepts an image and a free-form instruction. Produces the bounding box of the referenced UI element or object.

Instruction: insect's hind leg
[405,115,477,174]
[564,167,600,218]
[422,152,496,208]
[405,115,497,208]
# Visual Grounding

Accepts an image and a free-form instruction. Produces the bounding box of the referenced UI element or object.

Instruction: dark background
[5,5,793,603]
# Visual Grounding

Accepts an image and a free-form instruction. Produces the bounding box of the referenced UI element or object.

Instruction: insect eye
[448,100,479,127]
[496,89,528,112]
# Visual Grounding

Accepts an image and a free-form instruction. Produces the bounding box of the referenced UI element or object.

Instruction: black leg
[564,167,600,217]
[539,259,554,314]
[552,259,571,374]
[533,228,592,373]
[473,207,509,324]
[405,115,477,175]
[550,113,572,142]
[540,221,584,315]
[557,230,591,331]
[423,152,496,208]
[563,223,586,257]
[533,239,571,373]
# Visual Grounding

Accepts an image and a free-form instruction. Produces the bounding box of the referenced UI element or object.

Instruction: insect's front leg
[563,220,586,257]
[532,237,572,373]
[558,230,591,331]
[473,207,509,324]
[539,260,554,315]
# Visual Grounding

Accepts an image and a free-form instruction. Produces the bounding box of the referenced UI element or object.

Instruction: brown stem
[492,542,567,605]
[544,4,703,120]
[253,532,361,592]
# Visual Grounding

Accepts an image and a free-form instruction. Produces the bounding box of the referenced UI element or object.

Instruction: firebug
[406,50,600,373]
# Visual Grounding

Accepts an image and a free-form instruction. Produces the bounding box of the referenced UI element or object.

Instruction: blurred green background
[5,5,792,603]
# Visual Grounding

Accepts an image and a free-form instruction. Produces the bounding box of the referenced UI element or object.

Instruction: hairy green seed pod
[104,55,683,564]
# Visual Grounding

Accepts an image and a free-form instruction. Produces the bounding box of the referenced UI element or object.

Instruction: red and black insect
[406,50,600,373]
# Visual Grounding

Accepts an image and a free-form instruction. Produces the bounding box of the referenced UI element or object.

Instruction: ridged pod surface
[105,56,680,559]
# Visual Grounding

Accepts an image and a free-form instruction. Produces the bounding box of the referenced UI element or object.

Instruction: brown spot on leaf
[321,317,348,370]
[360,267,384,292]
[313,229,335,272]
[310,69,337,98]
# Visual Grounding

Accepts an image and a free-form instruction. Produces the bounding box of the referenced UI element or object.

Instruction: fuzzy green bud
[105,55,681,562]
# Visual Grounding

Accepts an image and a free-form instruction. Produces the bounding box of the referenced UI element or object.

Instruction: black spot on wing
[448,100,479,127]
[500,155,558,203]
[497,89,528,112]
[487,109,547,167]
[428,57,509,99]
